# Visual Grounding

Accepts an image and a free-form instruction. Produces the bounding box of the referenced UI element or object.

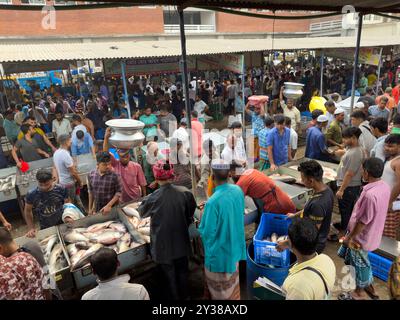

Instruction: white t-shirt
[289,128,298,150]
[281,102,301,131]
[53,148,74,185]
[81,275,149,300]
[359,121,377,155]
[52,118,72,137]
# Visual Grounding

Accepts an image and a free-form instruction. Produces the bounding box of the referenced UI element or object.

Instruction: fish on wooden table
[137,226,150,236]
[117,232,131,254]
[75,241,91,250]
[66,244,78,257]
[138,217,150,229]
[73,228,88,234]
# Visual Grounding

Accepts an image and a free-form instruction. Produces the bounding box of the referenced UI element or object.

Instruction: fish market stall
[14,226,74,293]
[15,158,54,197]
[0,166,17,203]
[58,208,149,291]
[265,157,338,185]
[75,154,97,185]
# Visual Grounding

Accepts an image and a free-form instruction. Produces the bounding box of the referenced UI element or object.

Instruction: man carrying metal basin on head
[244,95,268,163]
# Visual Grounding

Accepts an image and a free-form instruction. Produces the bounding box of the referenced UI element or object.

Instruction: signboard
[197,53,244,74]
[104,56,196,76]
[321,47,382,66]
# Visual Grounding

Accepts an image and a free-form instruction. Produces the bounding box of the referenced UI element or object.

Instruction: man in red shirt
[190,110,203,164]
[232,168,296,214]
[104,128,147,203]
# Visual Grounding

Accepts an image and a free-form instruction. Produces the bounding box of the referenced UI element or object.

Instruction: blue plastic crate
[368,252,393,282]
[253,213,292,267]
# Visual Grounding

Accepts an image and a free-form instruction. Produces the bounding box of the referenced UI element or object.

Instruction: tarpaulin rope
[195,6,343,20]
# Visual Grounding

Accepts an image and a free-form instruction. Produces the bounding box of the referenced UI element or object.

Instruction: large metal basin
[283,82,304,100]
[105,119,145,149]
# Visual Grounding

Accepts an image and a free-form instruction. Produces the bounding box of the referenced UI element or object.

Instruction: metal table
[0,166,17,202]
[274,180,313,210]
[374,236,400,261]
[75,154,97,185]
[15,158,54,197]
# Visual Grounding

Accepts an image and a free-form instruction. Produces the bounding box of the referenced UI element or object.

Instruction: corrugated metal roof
[1,36,400,63]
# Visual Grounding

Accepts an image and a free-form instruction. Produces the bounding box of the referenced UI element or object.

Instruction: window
[163,11,201,25]
[20,0,46,5]
[54,0,76,5]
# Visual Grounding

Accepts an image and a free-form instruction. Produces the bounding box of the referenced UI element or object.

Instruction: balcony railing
[310,20,342,32]
[164,24,215,33]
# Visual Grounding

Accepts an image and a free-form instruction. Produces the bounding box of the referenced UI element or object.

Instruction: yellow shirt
[282,254,336,300]
[17,127,45,140]
[367,74,377,86]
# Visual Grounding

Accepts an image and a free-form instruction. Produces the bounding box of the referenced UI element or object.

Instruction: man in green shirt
[326,108,345,148]
[199,160,246,300]
[391,114,400,135]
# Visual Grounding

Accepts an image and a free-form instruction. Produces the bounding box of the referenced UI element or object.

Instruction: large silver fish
[44,235,58,260]
[122,206,141,219]
[86,221,115,233]
[71,243,103,271]
[138,217,150,229]
[64,231,89,244]
[48,243,63,274]
[109,222,127,233]
[89,230,124,245]
[138,226,150,236]
[66,244,78,257]
[117,233,131,254]
[73,227,88,234]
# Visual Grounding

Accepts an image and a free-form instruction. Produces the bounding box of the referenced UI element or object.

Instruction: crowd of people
[0,59,400,301]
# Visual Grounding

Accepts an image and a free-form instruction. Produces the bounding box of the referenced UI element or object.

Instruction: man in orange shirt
[376,87,396,111]
[232,168,296,215]
[392,79,400,106]
[190,110,203,165]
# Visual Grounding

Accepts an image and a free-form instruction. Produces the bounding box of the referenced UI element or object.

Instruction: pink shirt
[111,155,147,203]
[191,119,203,159]
[347,180,390,251]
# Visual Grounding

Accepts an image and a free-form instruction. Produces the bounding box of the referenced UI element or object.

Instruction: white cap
[317,115,329,123]
[354,101,365,109]
[334,108,345,115]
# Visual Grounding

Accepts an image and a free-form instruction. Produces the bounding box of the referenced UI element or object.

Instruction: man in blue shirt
[368,96,390,121]
[305,115,331,161]
[71,130,95,158]
[199,160,246,300]
[267,115,292,171]
[258,116,274,171]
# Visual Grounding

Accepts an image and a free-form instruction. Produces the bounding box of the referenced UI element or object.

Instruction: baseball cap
[211,159,231,170]
[317,115,329,123]
[334,108,345,115]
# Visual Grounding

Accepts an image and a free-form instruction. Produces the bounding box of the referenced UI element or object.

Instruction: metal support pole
[375,48,383,96]
[178,7,197,197]
[350,12,364,115]
[320,52,324,97]
[120,60,131,119]
[242,59,246,126]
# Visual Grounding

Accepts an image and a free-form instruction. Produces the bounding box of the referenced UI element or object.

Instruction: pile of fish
[39,234,68,275]
[0,175,15,192]
[262,233,287,243]
[63,220,142,271]
[122,202,151,244]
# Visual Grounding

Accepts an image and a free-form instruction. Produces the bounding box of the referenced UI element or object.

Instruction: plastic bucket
[246,242,290,299]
